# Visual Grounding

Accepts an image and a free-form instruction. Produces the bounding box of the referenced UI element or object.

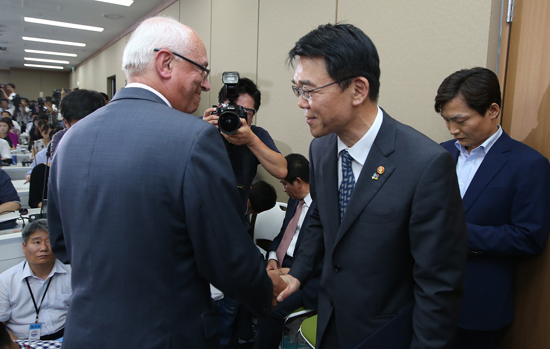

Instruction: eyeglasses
[243,107,256,119]
[291,77,355,100]
[154,48,210,81]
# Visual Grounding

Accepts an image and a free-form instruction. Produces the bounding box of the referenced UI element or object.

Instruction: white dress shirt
[0,259,72,339]
[0,138,11,159]
[269,193,313,261]
[337,106,383,186]
[455,125,502,198]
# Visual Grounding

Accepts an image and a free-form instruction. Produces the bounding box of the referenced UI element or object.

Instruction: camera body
[211,72,247,135]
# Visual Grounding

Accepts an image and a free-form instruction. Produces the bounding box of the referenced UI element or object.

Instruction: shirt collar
[454,124,503,156]
[125,83,172,108]
[337,106,383,165]
[302,193,312,208]
[20,259,67,281]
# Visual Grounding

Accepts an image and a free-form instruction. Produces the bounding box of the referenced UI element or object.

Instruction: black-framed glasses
[292,77,355,100]
[243,107,256,119]
[154,48,210,81]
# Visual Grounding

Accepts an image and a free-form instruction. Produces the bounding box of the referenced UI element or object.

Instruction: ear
[487,102,500,120]
[62,118,70,129]
[155,50,173,80]
[351,77,370,107]
[295,177,302,188]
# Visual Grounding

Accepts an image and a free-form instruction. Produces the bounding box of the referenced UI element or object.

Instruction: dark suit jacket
[269,198,320,309]
[290,111,468,348]
[47,87,273,348]
[441,131,550,330]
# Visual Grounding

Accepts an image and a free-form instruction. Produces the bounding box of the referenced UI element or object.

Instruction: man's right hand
[267,270,287,307]
[203,106,219,128]
[277,274,301,303]
[266,259,278,272]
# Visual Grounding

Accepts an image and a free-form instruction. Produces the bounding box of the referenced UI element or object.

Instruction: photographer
[203,76,287,215]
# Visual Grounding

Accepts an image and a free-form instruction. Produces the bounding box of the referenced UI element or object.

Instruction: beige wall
[67,0,501,200]
[1,68,70,100]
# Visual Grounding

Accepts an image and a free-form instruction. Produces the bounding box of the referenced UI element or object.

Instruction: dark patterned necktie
[339,149,356,221]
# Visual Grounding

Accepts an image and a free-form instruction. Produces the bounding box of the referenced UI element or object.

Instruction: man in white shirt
[0,220,71,340]
[256,153,320,349]
[0,139,11,161]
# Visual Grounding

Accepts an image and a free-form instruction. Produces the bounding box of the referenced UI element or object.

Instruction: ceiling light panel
[25,57,70,64]
[94,0,134,6]
[25,49,77,57]
[24,17,104,32]
[23,37,86,47]
[24,64,64,70]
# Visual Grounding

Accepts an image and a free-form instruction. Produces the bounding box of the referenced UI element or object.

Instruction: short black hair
[218,77,261,111]
[434,67,501,116]
[0,98,8,104]
[60,89,106,124]
[249,180,277,213]
[288,23,381,102]
[7,83,15,89]
[285,153,309,184]
[0,322,11,348]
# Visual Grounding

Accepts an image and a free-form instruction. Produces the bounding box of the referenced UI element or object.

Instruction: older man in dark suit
[48,16,285,349]
[277,24,468,348]
[435,67,550,349]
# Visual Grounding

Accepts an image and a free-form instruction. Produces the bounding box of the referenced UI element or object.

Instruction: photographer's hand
[203,106,220,129]
[222,118,255,146]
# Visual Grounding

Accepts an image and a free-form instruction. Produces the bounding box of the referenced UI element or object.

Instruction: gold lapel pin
[377,166,385,175]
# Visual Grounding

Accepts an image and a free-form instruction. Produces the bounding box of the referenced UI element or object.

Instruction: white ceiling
[0,0,171,71]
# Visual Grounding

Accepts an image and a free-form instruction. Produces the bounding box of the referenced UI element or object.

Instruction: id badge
[28,323,42,340]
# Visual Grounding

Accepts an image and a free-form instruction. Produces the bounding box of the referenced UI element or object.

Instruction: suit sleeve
[466,156,550,256]
[288,146,325,285]
[48,156,70,264]
[183,125,273,316]
[409,151,468,348]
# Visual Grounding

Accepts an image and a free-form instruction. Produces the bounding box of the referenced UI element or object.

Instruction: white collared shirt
[455,125,502,197]
[337,106,384,186]
[125,83,172,108]
[269,193,312,261]
[0,259,72,339]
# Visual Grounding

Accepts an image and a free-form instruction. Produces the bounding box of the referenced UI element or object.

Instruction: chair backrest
[253,201,287,249]
[299,314,317,348]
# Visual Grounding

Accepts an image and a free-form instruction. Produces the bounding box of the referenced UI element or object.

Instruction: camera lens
[218,111,241,135]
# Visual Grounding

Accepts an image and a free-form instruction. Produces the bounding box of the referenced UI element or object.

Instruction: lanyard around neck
[24,261,54,323]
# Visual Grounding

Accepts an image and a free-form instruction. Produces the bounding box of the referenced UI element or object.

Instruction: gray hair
[122,16,191,79]
[22,219,49,243]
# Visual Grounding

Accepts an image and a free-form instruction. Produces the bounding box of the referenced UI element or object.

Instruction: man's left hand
[222,118,255,146]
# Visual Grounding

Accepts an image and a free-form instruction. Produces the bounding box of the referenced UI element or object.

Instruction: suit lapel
[316,135,341,241]
[335,113,397,246]
[462,132,512,214]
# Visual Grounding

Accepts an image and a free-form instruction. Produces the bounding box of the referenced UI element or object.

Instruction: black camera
[211,72,247,135]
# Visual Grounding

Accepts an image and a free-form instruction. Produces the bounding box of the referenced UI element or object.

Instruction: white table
[2,165,30,180]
